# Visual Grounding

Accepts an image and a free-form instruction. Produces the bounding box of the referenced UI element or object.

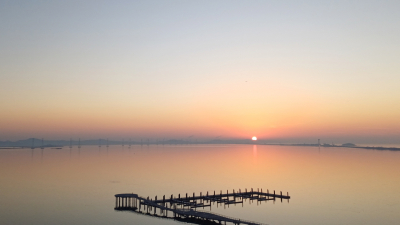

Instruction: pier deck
[114,188,290,225]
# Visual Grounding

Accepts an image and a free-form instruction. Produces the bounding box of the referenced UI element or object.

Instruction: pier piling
[115,188,290,225]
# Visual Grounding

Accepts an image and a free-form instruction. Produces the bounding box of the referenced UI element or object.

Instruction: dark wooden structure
[115,188,290,225]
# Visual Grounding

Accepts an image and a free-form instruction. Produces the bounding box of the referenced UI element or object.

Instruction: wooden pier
[114,188,290,225]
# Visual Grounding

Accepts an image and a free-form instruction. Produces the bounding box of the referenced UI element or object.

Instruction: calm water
[1,144,399,225]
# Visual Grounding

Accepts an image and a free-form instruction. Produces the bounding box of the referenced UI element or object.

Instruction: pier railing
[114,188,290,225]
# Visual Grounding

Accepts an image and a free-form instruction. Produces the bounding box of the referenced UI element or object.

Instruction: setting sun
[252,136,257,141]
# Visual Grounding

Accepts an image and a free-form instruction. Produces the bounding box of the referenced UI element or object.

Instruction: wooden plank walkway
[114,188,290,225]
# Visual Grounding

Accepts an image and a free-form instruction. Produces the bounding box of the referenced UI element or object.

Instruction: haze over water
[1,145,399,225]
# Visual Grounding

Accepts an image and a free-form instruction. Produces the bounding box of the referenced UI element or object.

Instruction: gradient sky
[1,0,400,144]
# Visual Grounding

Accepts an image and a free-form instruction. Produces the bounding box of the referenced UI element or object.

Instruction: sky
[1,0,400,144]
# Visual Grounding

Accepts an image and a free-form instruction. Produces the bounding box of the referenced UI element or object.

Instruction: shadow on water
[116,208,221,225]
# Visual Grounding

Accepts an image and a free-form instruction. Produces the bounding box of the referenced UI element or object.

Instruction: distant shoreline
[0,147,25,149]
[262,143,400,151]
[1,142,400,151]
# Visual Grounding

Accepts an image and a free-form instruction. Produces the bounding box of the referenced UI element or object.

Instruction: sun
[252,136,257,141]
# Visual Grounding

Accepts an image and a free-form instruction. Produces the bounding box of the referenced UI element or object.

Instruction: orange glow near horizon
[1,78,400,142]
[1,1,400,144]
[1,105,400,142]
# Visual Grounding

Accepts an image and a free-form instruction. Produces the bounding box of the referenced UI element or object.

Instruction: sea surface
[0,144,399,225]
